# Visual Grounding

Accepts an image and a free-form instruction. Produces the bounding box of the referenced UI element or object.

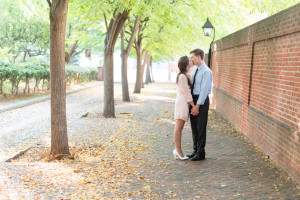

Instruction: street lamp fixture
[202,18,215,68]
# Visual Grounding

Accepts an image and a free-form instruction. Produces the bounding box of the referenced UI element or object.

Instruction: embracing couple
[173,48,212,161]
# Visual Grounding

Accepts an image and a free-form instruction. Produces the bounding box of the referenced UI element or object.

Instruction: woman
[173,56,195,160]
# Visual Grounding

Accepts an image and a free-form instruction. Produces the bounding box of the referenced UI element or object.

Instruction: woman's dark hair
[176,56,192,88]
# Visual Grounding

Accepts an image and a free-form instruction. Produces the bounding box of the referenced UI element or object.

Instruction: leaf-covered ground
[1,83,299,199]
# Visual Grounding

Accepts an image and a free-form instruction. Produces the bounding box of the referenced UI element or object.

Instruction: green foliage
[66,65,98,84]
[134,0,300,61]
[0,0,49,62]
[0,62,97,94]
[245,0,299,15]
[0,0,298,65]
[0,61,9,80]
[0,48,13,61]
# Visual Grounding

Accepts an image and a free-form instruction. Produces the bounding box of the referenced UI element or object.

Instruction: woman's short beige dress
[174,74,193,122]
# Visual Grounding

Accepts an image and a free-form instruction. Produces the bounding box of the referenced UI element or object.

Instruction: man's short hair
[190,48,204,60]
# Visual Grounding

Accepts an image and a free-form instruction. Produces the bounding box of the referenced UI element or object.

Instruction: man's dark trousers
[190,95,209,156]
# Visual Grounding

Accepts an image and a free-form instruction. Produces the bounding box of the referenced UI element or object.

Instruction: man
[187,48,212,161]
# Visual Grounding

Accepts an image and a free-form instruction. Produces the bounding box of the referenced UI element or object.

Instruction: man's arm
[196,70,212,105]
[191,70,212,115]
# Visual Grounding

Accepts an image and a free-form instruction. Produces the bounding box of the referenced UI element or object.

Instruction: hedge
[0,62,98,94]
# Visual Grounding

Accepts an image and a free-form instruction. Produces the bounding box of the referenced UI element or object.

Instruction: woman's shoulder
[178,73,187,79]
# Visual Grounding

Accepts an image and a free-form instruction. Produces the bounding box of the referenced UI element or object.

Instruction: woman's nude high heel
[173,149,188,160]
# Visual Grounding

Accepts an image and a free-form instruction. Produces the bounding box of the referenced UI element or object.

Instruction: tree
[133,47,149,93]
[0,0,49,62]
[47,0,70,156]
[120,15,140,101]
[132,0,183,93]
[245,0,299,15]
[65,24,78,64]
[120,1,153,100]
[145,56,152,84]
[68,0,136,117]
[103,8,130,117]
[65,2,99,65]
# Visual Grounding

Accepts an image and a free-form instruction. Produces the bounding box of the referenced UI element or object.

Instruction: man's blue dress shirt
[191,62,213,105]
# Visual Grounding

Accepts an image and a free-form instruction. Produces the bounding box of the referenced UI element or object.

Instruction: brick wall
[210,3,300,184]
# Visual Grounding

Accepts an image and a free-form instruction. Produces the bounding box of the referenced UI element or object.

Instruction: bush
[0,62,97,95]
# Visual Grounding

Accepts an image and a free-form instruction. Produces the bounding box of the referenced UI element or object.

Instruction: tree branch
[50,0,68,18]
[112,8,118,17]
[125,30,131,35]
[68,24,72,38]
[158,25,164,33]
[105,7,120,49]
[170,0,177,4]
[125,15,140,55]
[137,23,143,47]
[103,13,109,32]
[140,17,149,23]
[47,0,51,7]
[181,0,191,6]
[142,21,148,31]
[108,9,130,50]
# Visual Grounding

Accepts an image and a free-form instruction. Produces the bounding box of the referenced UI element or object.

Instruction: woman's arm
[189,100,195,108]
[178,74,194,107]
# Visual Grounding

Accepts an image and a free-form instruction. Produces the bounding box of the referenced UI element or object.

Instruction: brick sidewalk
[125,83,300,199]
[1,82,299,199]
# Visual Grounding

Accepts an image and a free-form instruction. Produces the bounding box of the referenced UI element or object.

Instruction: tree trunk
[133,21,148,93]
[103,9,130,117]
[13,53,19,63]
[34,78,41,92]
[141,52,149,88]
[134,45,143,93]
[11,77,15,94]
[121,52,130,101]
[23,51,27,62]
[120,26,130,102]
[0,77,3,94]
[145,55,151,84]
[42,79,45,90]
[141,55,145,89]
[49,0,70,156]
[150,57,154,82]
[120,16,140,102]
[47,78,50,90]
[104,50,115,117]
[24,77,30,94]
[149,56,153,82]
[15,77,21,95]
[134,49,148,93]
[28,79,30,93]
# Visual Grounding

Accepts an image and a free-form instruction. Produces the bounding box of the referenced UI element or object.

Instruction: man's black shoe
[186,151,197,158]
[190,153,205,161]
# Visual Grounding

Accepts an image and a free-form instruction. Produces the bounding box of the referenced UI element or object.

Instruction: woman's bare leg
[174,119,185,157]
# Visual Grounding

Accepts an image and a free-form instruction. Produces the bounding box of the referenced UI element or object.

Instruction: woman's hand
[189,102,196,108]
[191,105,200,116]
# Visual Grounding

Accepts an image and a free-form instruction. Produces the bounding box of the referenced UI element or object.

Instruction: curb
[5,145,35,162]
[0,82,102,113]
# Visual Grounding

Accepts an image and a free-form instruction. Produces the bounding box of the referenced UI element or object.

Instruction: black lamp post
[202,18,215,68]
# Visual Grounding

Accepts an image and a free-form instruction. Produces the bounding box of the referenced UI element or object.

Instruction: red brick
[211,3,300,184]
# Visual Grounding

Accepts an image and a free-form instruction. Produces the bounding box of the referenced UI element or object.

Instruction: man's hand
[191,105,200,116]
